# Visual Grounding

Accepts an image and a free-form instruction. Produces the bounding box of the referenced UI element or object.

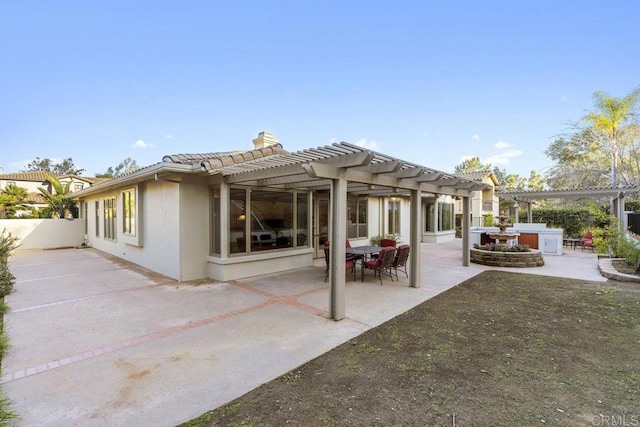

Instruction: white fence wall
[0,219,85,250]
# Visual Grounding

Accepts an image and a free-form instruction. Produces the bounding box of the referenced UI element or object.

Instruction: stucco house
[0,170,106,213]
[454,170,500,228]
[73,132,486,319]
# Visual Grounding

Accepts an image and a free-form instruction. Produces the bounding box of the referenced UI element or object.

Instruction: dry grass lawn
[182,271,640,427]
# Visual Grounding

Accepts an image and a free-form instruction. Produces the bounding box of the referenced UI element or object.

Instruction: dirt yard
[182,271,640,427]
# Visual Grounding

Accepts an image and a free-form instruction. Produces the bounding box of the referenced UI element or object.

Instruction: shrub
[0,390,18,423]
[0,266,15,297]
[473,243,531,252]
[0,229,19,267]
[593,217,623,256]
[618,236,640,269]
[483,214,495,227]
[370,234,401,246]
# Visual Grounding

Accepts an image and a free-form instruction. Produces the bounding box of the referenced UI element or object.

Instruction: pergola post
[618,192,625,233]
[329,177,347,321]
[409,189,422,288]
[462,195,471,266]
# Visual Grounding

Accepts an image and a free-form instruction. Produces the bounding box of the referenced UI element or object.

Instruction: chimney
[252,131,280,149]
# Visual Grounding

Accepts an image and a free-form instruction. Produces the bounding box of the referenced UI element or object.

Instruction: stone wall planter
[470,248,545,268]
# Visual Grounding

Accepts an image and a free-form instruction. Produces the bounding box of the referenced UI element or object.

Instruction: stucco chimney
[252,131,280,149]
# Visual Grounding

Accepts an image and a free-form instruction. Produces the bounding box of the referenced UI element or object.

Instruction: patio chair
[391,244,410,280]
[582,230,594,251]
[324,247,356,282]
[371,238,396,259]
[363,246,396,285]
[326,240,361,260]
[380,238,397,248]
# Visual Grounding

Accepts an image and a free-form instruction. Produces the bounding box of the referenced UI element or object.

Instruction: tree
[95,158,139,178]
[454,156,491,173]
[38,174,75,218]
[0,185,30,218]
[24,157,85,175]
[585,88,640,188]
[545,88,640,210]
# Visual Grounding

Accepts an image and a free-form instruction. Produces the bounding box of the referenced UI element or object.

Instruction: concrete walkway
[1,241,605,426]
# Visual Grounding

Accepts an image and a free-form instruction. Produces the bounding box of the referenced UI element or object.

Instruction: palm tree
[0,184,30,218]
[38,174,75,218]
[585,88,640,188]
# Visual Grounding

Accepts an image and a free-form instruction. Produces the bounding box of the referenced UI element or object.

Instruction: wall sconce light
[237,214,246,221]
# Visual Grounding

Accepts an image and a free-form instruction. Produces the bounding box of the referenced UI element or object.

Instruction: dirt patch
[612,259,640,276]
[182,271,640,427]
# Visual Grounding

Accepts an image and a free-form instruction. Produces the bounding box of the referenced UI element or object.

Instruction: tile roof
[455,170,492,181]
[25,192,47,204]
[162,151,250,165]
[0,171,50,182]
[162,145,289,171]
[0,171,110,185]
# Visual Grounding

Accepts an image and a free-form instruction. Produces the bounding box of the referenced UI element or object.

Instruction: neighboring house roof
[25,192,47,205]
[456,170,499,186]
[0,171,110,185]
[0,171,51,182]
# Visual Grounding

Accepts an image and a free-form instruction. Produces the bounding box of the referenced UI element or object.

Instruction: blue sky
[2,1,638,178]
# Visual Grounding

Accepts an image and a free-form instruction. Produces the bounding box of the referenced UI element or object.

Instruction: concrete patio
[1,240,604,426]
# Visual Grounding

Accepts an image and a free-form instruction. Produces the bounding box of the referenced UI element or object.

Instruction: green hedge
[517,207,609,238]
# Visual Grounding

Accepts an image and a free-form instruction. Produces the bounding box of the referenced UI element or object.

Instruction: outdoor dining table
[346,246,382,281]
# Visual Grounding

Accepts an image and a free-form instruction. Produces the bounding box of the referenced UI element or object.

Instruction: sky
[1,1,639,178]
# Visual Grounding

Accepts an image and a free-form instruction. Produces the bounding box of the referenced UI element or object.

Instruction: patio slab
[1,240,604,426]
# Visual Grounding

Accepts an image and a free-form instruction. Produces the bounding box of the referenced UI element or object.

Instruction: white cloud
[132,140,154,149]
[423,131,429,138]
[471,134,480,141]
[561,94,568,102]
[502,149,523,158]
[484,155,510,165]
[164,134,173,139]
[495,141,510,149]
[484,149,523,166]
[329,138,338,144]
[355,138,379,150]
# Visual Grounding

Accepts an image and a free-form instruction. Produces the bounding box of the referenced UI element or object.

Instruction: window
[210,188,221,255]
[74,183,84,191]
[296,193,308,247]
[122,188,136,236]
[230,188,247,254]
[227,187,309,255]
[95,201,100,237]
[82,201,88,234]
[347,197,367,239]
[438,203,454,231]
[424,201,454,232]
[388,199,401,235]
[103,197,117,241]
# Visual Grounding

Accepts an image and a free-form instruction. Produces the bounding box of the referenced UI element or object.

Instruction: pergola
[497,185,640,232]
[203,142,488,320]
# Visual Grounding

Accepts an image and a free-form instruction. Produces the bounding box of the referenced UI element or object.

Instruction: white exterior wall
[207,249,313,281]
[178,180,210,281]
[0,218,84,249]
[84,180,182,280]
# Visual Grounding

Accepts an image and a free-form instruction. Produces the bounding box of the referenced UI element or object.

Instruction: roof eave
[72,162,199,198]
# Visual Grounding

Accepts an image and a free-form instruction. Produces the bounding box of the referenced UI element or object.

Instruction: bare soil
[182,271,640,427]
